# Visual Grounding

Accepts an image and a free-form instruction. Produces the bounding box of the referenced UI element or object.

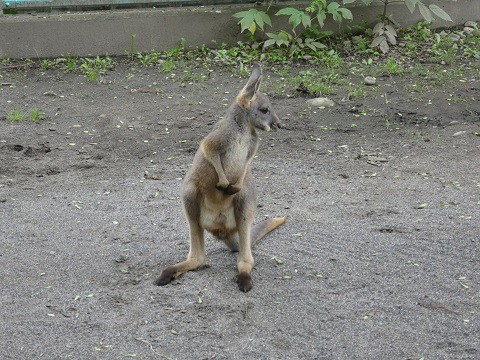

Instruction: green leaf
[254,14,264,30]
[272,256,284,264]
[343,0,356,4]
[239,14,255,34]
[235,9,272,34]
[263,38,276,48]
[301,13,312,28]
[371,35,385,48]
[290,14,302,30]
[385,31,397,45]
[418,2,433,23]
[260,11,273,27]
[232,10,250,19]
[429,5,452,22]
[331,10,342,23]
[338,8,353,20]
[276,7,300,16]
[316,12,326,27]
[405,0,419,14]
[380,39,389,53]
[327,2,340,11]
[384,24,397,37]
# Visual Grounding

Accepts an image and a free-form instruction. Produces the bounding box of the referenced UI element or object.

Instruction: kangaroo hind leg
[155,188,206,286]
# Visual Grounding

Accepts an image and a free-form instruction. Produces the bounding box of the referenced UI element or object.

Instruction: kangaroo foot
[236,272,253,293]
[155,266,177,286]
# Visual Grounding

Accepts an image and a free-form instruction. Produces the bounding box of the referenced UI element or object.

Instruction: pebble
[448,33,461,42]
[364,76,377,85]
[452,131,467,137]
[464,21,478,28]
[306,97,335,107]
[463,27,475,35]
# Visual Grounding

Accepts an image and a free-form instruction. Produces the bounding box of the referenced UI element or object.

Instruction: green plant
[233,8,272,35]
[166,38,187,58]
[233,0,353,58]
[463,30,480,59]
[30,108,40,122]
[370,0,452,53]
[65,56,79,71]
[79,55,114,81]
[136,50,160,66]
[384,55,401,74]
[233,1,453,56]
[161,59,175,72]
[347,82,366,99]
[292,54,343,96]
[40,59,55,70]
[8,109,26,122]
[430,37,458,64]
[130,34,137,60]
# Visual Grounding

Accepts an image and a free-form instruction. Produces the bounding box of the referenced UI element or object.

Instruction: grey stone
[364,76,377,86]
[306,97,335,107]
[464,21,478,28]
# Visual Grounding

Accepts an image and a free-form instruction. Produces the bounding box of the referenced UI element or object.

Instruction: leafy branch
[233,0,454,55]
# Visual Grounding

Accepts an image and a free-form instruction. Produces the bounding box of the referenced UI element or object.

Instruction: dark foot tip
[236,272,253,293]
[154,267,175,286]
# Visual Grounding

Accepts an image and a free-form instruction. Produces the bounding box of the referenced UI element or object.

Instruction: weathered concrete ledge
[0,0,478,59]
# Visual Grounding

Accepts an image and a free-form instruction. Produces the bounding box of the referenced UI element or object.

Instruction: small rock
[306,97,335,107]
[448,33,461,42]
[463,27,475,35]
[464,21,478,28]
[364,76,377,86]
[452,131,467,137]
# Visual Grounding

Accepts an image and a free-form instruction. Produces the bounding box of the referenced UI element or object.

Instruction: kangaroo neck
[229,103,252,130]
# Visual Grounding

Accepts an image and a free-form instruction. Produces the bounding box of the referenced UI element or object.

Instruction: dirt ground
[1,59,479,359]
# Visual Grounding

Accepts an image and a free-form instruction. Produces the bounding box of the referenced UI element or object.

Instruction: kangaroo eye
[260,108,269,114]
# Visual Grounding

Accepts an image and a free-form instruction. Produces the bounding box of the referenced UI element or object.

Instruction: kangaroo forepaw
[215,181,229,192]
[154,266,176,286]
[236,272,253,293]
[224,184,241,195]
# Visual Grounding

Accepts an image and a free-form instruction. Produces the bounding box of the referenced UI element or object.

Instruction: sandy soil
[1,59,479,359]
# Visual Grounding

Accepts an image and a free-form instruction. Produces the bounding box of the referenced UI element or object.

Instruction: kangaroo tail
[251,216,287,247]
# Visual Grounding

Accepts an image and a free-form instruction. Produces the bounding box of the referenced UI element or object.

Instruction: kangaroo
[155,64,286,292]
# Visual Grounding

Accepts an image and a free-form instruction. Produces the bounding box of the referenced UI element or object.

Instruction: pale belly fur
[199,197,237,233]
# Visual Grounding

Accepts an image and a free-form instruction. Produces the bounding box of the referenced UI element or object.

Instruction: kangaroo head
[236,64,282,132]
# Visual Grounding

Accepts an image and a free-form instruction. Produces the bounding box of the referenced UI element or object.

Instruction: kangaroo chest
[222,134,256,181]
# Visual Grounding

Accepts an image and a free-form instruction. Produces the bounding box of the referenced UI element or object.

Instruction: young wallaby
[155,63,286,292]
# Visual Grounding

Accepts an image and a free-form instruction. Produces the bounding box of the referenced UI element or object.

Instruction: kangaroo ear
[236,64,263,108]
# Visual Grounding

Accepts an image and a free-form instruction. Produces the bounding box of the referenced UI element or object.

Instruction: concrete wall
[0,0,478,59]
